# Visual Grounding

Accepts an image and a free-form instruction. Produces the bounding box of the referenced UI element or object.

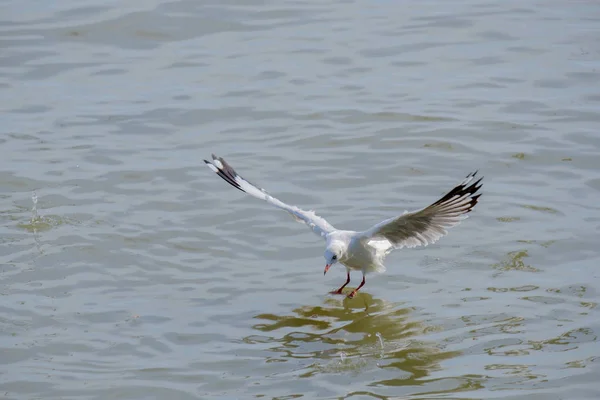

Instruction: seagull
[204,154,483,298]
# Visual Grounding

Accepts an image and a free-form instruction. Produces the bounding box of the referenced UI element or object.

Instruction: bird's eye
[332,255,337,260]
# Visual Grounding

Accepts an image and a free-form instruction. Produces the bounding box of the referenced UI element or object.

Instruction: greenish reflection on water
[249,294,461,386]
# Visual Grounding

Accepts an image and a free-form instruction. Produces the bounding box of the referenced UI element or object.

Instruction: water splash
[31,191,39,223]
[18,193,75,234]
[30,190,43,254]
[375,332,385,358]
[339,351,347,364]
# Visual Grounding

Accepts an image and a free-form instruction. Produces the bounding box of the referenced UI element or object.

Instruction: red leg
[330,272,351,295]
[348,275,366,298]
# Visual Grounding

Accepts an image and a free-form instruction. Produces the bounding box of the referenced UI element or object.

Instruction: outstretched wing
[362,171,483,251]
[204,154,336,238]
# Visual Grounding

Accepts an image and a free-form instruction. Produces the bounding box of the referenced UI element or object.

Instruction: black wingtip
[204,154,246,193]
[473,177,484,192]
[464,192,482,213]
[433,171,484,209]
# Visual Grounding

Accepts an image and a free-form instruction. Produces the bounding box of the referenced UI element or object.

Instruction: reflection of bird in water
[248,293,460,379]
[205,154,482,298]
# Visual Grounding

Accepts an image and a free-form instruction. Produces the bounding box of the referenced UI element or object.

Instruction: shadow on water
[245,293,461,385]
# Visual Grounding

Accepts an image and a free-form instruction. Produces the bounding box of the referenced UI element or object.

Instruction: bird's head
[323,243,344,275]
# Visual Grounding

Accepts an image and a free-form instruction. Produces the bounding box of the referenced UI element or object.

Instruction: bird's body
[204,154,483,298]
[328,230,385,273]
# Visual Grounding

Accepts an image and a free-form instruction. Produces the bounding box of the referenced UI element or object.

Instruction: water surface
[2,0,600,399]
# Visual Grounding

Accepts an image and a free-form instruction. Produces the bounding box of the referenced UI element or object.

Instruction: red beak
[324,264,331,275]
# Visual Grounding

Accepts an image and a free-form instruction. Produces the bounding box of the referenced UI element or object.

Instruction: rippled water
[2,1,600,399]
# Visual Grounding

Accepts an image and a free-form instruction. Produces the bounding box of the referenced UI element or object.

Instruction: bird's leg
[330,272,351,295]
[348,275,366,298]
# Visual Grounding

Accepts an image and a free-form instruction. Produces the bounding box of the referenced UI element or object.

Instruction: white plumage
[204,154,483,298]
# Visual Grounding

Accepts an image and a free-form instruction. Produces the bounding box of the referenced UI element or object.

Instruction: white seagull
[204,154,483,298]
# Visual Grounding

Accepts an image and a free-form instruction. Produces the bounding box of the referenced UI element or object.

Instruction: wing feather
[204,154,335,238]
[362,171,483,250]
